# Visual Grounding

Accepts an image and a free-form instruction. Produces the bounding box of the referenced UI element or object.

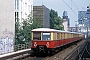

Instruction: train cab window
[33,32,41,40]
[42,32,50,40]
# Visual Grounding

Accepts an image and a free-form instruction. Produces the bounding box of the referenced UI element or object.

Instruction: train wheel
[48,50,55,56]
[33,50,38,55]
[48,51,52,56]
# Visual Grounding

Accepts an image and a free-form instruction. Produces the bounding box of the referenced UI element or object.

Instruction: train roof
[32,28,58,32]
[31,28,82,34]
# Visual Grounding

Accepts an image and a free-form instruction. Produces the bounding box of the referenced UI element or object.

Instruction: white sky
[33,0,90,26]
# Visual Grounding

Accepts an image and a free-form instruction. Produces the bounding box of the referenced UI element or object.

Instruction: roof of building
[68,27,79,28]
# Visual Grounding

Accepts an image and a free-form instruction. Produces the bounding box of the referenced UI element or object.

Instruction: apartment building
[15,0,33,23]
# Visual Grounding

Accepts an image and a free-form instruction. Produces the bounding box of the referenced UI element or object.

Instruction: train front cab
[31,31,55,54]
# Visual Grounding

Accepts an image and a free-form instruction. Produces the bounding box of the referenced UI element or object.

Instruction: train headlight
[46,42,50,47]
[34,42,37,47]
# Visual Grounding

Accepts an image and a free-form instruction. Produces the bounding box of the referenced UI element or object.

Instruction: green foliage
[22,19,31,43]
[15,18,25,44]
[15,15,43,45]
[50,9,64,30]
[31,18,43,30]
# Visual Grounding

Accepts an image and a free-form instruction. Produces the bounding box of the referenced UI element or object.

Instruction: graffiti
[0,29,14,54]
[2,29,14,35]
[0,36,14,54]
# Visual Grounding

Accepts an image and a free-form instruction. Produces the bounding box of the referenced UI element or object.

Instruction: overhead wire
[63,0,88,31]
[71,0,72,10]
[71,0,79,10]
[62,0,77,16]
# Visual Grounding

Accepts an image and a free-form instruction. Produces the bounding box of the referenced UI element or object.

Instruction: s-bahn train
[31,28,82,55]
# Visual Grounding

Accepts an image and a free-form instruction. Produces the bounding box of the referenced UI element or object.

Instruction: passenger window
[33,32,41,40]
[42,32,50,40]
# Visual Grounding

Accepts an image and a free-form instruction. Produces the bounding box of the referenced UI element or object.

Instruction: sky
[33,0,90,27]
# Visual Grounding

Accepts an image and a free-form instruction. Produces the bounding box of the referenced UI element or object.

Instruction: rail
[0,48,31,60]
[78,41,90,60]
[63,46,79,60]
[64,40,87,60]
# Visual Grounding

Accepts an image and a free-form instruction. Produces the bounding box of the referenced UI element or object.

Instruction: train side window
[61,33,63,39]
[33,32,41,40]
[42,32,50,40]
[57,33,59,40]
[60,33,61,40]
[62,33,64,39]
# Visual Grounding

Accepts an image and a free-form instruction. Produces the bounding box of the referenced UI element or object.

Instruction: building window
[15,0,17,9]
[17,0,19,9]
[15,0,19,10]
[15,12,19,22]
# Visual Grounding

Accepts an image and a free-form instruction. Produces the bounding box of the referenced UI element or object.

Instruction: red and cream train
[31,28,82,55]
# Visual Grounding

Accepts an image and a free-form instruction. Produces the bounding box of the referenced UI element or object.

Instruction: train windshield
[33,32,41,40]
[42,32,50,40]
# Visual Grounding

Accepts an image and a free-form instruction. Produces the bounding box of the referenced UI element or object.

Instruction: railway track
[77,40,90,60]
[23,40,86,60]
[0,40,86,60]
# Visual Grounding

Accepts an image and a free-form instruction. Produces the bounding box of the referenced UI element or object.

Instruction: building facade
[33,5,50,28]
[63,19,68,31]
[78,5,90,37]
[15,0,33,23]
[78,11,87,24]
[0,0,15,54]
[68,27,79,32]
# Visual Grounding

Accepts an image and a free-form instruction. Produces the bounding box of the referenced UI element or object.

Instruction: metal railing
[0,42,31,60]
[14,42,31,51]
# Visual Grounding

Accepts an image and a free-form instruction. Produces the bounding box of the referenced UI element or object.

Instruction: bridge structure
[0,40,86,60]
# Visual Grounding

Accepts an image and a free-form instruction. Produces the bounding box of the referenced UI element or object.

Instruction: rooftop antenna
[42,1,44,6]
[42,0,43,5]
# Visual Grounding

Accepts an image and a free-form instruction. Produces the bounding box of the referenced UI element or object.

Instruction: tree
[21,15,43,44]
[50,9,64,30]
[22,19,31,43]
[31,18,43,30]
[15,14,43,45]
[15,18,24,44]
[53,17,64,30]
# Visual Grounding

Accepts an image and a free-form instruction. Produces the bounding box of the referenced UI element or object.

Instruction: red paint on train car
[31,40,54,48]
[31,37,82,49]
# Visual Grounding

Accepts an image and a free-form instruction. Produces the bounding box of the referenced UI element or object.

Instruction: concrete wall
[0,0,15,54]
